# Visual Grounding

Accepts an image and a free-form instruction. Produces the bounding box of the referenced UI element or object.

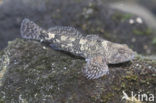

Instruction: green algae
[152,37,156,45]
[0,99,4,103]
[124,75,138,81]
[101,92,115,103]
[0,50,10,87]
[133,28,152,35]
[112,12,132,22]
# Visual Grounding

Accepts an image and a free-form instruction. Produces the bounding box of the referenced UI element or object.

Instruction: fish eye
[118,48,125,54]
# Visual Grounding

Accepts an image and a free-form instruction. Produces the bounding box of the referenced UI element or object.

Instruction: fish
[20,18,135,79]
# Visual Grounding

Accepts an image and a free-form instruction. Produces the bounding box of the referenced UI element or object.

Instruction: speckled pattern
[20,18,135,79]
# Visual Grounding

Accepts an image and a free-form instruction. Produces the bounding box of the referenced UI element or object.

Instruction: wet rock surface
[0,39,155,103]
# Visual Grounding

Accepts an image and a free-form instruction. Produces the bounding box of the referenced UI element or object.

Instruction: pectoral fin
[83,56,109,79]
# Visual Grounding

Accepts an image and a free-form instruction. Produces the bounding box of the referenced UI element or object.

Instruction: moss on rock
[0,39,155,103]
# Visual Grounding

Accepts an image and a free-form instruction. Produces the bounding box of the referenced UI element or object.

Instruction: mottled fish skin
[20,18,135,79]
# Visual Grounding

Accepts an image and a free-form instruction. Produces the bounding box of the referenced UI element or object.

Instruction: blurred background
[0,0,156,55]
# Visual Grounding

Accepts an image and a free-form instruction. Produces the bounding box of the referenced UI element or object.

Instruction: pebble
[64,67,67,70]
[43,46,46,49]
[136,17,143,24]
[129,19,134,24]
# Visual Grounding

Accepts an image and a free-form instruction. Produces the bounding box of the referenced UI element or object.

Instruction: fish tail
[20,18,48,41]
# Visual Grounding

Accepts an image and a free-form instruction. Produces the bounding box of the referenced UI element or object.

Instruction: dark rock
[0,39,156,103]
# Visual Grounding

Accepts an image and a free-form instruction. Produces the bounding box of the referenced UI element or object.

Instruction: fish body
[20,18,135,79]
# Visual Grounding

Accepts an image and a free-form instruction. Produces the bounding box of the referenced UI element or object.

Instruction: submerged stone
[0,39,155,103]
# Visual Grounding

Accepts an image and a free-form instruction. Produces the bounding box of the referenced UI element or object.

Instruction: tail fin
[20,18,48,41]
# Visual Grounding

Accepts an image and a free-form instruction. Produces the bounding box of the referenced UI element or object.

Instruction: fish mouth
[130,51,137,59]
[122,52,136,63]
[109,52,136,64]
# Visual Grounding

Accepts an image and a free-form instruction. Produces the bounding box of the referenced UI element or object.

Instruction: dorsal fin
[20,18,49,41]
[48,26,83,38]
